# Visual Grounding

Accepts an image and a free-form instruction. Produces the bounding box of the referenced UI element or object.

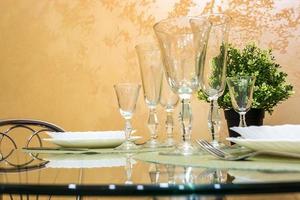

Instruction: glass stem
[124,119,132,141]
[179,97,192,143]
[166,164,175,184]
[125,154,133,184]
[165,109,174,141]
[149,163,160,184]
[148,107,158,140]
[239,112,247,127]
[208,99,221,145]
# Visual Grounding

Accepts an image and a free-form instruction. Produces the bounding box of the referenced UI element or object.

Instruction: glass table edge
[1,181,300,196]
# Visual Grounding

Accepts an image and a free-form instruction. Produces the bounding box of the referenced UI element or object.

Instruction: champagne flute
[200,13,231,147]
[114,83,141,150]
[226,76,256,127]
[154,16,210,155]
[136,43,163,148]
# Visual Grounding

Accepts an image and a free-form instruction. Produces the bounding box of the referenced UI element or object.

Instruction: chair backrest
[0,118,65,149]
[0,119,64,132]
[0,119,65,173]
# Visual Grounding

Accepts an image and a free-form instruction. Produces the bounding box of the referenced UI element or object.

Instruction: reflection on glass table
[1,120,300,199]
[0,149,48,173]
[1,147,300,198]
[148,164,233,185]
[3,150,300,183]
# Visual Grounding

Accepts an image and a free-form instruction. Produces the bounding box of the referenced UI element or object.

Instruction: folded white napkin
[230,125,300,140]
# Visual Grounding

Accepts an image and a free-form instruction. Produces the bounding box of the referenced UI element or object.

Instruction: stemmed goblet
[160,72,179,146]
[226,76,256,127]
[136,43,163,148]
[114,83,141,150]
[200,13,231,147]
[154,16,210,155]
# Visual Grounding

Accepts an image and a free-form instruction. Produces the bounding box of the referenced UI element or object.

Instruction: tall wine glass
[136,44,163,148]
[226,76,256,127]
[114,83,141,150]
[154,16,210,155]
[160,71,179,146]
[200,14,231,147]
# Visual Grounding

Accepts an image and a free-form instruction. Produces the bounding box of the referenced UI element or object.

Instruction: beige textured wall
[0,0,299,141]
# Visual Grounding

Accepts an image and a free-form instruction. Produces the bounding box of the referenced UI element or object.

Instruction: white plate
[44,138,125,148]
[227,137,300,153]
[45,131,141,148]
[47,131,125,140]
[230,125,300,140]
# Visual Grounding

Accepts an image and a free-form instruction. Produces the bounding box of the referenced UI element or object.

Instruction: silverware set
[196,139,300,161]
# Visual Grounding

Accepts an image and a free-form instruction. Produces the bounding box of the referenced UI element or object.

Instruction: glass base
[161,138,176,147]
[125,180,133,184]
[115,140,140,150]
[142,139,164,148]
[160,141,198,156]
[210,140,226,148]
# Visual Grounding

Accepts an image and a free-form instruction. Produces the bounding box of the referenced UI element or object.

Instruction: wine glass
[200,13,231,147]
[226,76,256,127]
[160,71,179,146]
[114,83,141,150]
[136,43,163,148]
[154,16,210,155]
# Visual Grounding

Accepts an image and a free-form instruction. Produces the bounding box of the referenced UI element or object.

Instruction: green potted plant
[198,43,294,137]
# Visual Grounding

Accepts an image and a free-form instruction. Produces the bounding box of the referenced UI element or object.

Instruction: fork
[196,139,300,161]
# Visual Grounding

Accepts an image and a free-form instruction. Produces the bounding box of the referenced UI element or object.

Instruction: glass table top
[1,148,300,198]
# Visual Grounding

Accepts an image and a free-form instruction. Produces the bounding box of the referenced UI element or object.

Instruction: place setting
[115,67,300,172]
[131,14,300,170]
[197,75,300,161]
[22,82,172,155]
[21,81,178,164]
[134,71,300,171]
[23,13,300,169]
[22,130,171,155]
[22,130,141,154]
